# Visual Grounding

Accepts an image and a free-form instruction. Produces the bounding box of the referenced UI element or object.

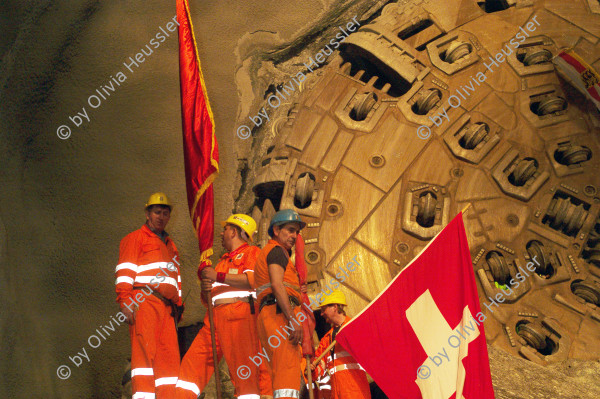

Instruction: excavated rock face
[489,346,600,399]
[236,0,600,397]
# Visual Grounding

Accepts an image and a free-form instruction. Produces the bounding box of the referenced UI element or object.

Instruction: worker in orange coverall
[254,209,308,399]
[312,290,371,399]
[175,214,272,399]
[115,192,183,398]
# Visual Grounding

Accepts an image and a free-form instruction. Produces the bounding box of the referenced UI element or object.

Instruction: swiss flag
[336,213,494,399]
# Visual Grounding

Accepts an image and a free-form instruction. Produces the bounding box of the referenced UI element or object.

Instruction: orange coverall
[115,224,182,398]
[313,316,371,399]
[175,243,272,399]
[254,239,303,399]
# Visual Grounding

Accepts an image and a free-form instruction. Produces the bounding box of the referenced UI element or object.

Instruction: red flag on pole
[176,0,219,266]
[295,234,316,356]
[336,213,494,399]
[553,49,600,111]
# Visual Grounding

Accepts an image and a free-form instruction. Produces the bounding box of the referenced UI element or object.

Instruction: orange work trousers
[257,304,302,399]
[129,293,180,398]
[329,369,371,399]
[175,301,272,399]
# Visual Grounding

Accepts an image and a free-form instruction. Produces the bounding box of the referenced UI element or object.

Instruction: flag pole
[306,355,314,399]
[461,203,472,215]
[176,0,221,395]
[311,341,337,368]
[296,233,317,399]
[203,286,222,398]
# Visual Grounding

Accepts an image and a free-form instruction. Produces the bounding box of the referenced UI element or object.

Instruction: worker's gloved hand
[201,278,213,292]
[318,359,326,375]
[197,260,211,280]
[201,266,217,282]
[310,359,325,372]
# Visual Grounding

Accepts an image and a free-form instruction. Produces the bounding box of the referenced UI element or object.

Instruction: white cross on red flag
[336,212,495,399]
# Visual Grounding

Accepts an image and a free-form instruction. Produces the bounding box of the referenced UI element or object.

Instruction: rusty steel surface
[248,0,600,367]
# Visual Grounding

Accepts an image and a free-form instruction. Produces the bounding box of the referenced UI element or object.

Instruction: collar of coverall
[142,224,170,243]
[220,242,249,260]
[331,315,351,329]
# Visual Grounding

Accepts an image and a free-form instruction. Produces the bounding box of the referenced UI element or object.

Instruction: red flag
[336,213,494,399]
[553,49,600,111]
[176,0,219,266]
[295,234,316,356]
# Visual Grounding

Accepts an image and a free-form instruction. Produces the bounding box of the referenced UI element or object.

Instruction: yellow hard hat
[220,214,257,242]
[145,192,172,209]
[320,290,347,307]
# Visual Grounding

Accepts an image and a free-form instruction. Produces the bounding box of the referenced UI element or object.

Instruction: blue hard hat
[268,209,306,237]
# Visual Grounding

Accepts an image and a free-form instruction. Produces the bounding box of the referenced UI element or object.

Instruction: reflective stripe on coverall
[254,239,303,399]
[175,244,272,399]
